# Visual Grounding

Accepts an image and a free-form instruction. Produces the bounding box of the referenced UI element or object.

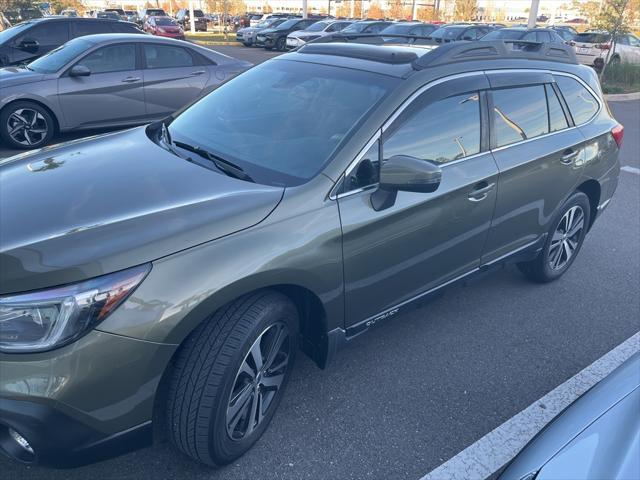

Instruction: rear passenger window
[384,92,481,164]
[555,76,599,125]
[545,84,569,132]
[144,45,194,68]
[74,20,111,37]
[493,85,549,147]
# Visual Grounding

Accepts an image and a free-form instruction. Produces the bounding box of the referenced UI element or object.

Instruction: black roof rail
[301,34,578,68]
[298,42,418,64]
[413,40,578,69]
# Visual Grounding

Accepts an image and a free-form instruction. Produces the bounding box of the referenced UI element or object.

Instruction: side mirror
[371,155,442,211]
[19,38,39,53]
[69,65,91,77]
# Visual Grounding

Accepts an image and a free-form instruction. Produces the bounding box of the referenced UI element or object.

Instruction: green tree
[454,0,477,21]
[591,0,633,76]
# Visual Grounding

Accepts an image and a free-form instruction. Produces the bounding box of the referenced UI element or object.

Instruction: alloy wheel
[6,108,48,146]
[225,322,291,441]
[548,205,585,271]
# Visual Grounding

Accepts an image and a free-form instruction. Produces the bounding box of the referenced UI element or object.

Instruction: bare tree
[454,0,477,21]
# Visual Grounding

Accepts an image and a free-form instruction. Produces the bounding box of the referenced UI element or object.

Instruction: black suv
[0,17,142,67]
[256,18,319,50]
[176,9,208,32]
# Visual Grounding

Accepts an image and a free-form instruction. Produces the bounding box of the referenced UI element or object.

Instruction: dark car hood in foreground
[0,127,284,294]
[0,66,46,87]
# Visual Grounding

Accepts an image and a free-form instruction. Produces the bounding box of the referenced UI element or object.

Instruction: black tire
[0,101,55,149]
[609,55,620,66]
[276,37,286,52]
[264,46,272,51]
[166,290,298,466]
[518,191,591,283]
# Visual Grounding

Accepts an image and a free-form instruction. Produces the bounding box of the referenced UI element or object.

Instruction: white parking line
[420,331,640,480]
[621,165,640,175]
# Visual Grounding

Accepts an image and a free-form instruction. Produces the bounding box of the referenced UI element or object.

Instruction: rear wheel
[518,192,591,283]
[166,291,298,465]
[0,101,55,149]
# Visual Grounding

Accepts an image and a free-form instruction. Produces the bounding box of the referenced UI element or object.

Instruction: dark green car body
[0,41,621,467]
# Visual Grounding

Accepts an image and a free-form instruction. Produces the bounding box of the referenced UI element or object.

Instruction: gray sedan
[0,33,252,149]
[500,353,640,479]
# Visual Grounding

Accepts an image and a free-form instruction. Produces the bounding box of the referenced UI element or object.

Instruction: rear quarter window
[555,76,599,125]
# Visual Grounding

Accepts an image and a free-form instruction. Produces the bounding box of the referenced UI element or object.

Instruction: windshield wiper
[174,141,254,183]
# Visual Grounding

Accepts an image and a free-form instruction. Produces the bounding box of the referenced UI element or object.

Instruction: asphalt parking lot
[1,47,639,480]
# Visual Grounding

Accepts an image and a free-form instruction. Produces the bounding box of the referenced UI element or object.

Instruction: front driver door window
[337,75,499,329]
[57,43,145,129]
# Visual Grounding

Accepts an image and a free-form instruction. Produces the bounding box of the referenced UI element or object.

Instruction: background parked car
[97,11,122,21]
[236,17,287,47]
[175,9,208,32]
[0,17,142,67]
[286,20,352,49]
[571,31,640,67]
[0,33,252,149]
[255,18,318,51]
[481,27,566,44]
[125,10,139,23]
[339,20,394,35]
[428,24,494,42]
[60,9,79,17]
[145,16,184,40]
[379,22,439,44]
[139,8,168,26]
[104,8,127,20]
[3,7,42,25]
[549,25,577,41]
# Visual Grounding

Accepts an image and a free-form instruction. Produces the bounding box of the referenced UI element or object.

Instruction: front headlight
[0,264,150,353]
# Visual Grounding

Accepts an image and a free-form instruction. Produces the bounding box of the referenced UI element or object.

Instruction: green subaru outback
[0,40,622,467]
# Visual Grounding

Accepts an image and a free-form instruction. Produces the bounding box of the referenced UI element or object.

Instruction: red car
[144,16,185,39]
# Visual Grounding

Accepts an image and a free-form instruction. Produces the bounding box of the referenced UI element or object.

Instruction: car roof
[288,40,580,78]
[79,33,178,44]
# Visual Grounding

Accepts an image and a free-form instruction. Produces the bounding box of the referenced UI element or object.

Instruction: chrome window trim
[329,68,602,200]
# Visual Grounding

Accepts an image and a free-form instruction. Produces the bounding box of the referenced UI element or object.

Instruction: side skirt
[322,235,546,368]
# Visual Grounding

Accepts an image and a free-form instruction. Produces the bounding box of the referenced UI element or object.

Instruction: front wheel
[166,291,298,466]
[518,191,591,283]
[0,101,55,149]
[276,37,286,51]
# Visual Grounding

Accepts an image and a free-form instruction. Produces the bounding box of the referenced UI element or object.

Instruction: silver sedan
[0,33,252,149]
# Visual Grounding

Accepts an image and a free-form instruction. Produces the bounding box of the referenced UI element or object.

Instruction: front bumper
[0,398,152,467]
[0,330,177,467]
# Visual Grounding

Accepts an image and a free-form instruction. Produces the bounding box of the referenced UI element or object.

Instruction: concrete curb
[604,92,640,101]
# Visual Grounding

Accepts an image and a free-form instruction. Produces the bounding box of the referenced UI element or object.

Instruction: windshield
[481,29,524,40]
[156,17,177,25]
[342,22,368,33]
[168,61,398,186]
[381,24,419,34]
[0,22,30,44]
[193,10,204,17]
[275,19,297,30]
[305,21,330,32]
[430,26,464,39]
[574,32,610,44]
[27,38,91,73]
[147,9,165,16]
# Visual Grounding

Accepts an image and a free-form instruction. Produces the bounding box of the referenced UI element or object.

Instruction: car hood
[259,28,279,35]
[500,353,640,479]
[0,66,46,87]
[289,30,324,39]
[0,127,284,294]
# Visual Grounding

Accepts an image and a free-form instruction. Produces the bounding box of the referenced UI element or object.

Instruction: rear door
[141,43,211,118]
[481,72,586,263]
[338,75,499,329]
[57,42,145,129]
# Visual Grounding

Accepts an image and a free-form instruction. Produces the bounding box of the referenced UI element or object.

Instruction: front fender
[97,177,344,345]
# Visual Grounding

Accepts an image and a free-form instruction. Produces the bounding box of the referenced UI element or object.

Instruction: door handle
[468,182,495,202]
[121,76,141,83]
[560,149,579,165]
[189,70,206,76]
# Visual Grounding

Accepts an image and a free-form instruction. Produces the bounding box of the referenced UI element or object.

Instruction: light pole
[189,0,195,34]
[527,0,540,29]
[303,0,308,18]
